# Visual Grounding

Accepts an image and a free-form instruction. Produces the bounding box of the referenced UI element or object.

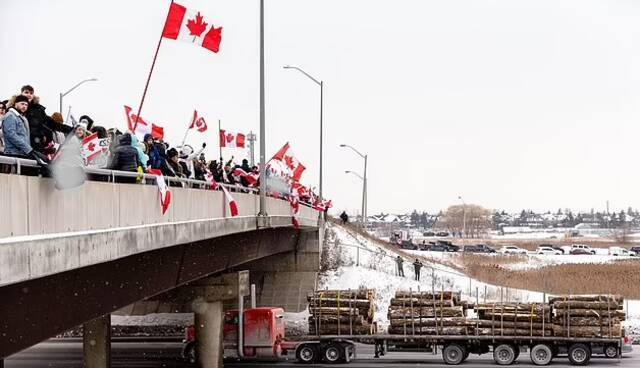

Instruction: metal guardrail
[0,154,258,194]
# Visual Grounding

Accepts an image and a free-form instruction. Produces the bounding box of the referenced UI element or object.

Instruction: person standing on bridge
[413,258,423,281]
[2,95,33,157]
[395,255,405,277]
[108,133,141,183]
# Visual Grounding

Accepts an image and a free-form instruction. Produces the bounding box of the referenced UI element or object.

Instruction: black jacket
[25,102,72,152]
[108,134,140,172]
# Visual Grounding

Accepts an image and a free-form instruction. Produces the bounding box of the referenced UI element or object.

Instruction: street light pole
[283,65,323,219]
[258,0,267,217]
[340,144,367,227]
[59,78,98,114]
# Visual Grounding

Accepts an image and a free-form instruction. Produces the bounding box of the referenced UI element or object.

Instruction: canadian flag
[189,110,207,133]
[124,105,164,140]
[232,168,259,187]
[148,169,172,215]
[220,185,239,217]
[219,129,245,148]
[162,2,222,53]
[270,142,306,182]
[289,194,300,229]
[81,133,101,163]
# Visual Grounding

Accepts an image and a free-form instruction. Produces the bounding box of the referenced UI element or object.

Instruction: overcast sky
[2,0,640,215]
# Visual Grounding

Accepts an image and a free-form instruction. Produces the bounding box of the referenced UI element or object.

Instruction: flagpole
[133,0,174,131]
[180,111,193,148]
[218,119,223,160]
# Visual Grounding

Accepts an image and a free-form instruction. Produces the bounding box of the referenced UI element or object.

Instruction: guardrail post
[356,246,360,266]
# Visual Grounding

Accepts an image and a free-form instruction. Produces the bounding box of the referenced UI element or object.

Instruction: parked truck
[182,302,628,366]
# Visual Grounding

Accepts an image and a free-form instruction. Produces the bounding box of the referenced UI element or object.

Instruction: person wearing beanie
[107,133,140,183]
[11,85,72,154]
[2,95,33,156]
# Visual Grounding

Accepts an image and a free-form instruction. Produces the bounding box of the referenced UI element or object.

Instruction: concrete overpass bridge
[0,158,322,366]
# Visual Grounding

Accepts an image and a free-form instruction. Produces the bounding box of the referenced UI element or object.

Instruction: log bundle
[388,290,469,335]
[307,289,376,335]
[551,296,624,338]
[472,303,552,337]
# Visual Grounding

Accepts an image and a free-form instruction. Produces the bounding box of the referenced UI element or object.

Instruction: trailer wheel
[442,343,466,365]
[322,343,344,364]
[296,344,317,364]
[604,344,618,358]
[493,344,517,365]
[530,344,553,366]
[568,343,591,366]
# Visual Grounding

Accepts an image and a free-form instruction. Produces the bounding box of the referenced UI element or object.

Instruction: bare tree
[435,204,492,238]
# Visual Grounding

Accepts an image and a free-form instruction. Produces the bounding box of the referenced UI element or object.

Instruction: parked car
[570,248,592,255]
[536,246,562,255]
[463,244,497,253]
[609,246,632,256]
[630,246,640,255]
[499,245,527,254]
[571,244,596,255]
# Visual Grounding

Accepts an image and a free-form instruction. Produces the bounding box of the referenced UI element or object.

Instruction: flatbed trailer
[284,333,623,365]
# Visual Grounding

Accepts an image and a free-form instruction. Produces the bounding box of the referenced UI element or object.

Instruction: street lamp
[458,196,466,240]
[341,144,368,227]
[345,170,365,225]
[283,65,323,218]
[59,78,98,114]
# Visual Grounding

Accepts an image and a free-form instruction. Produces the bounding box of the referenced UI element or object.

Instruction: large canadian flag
[220,185,239,217]
[162,2,222,53]
[219,129,245,148]
[81,133,102,164]
[270,142,306,182]
[148,169,172,215]
[189,110,207,133]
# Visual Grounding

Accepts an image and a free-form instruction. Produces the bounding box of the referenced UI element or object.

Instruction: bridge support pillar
[194,300,224,368]
[83,314,110,368]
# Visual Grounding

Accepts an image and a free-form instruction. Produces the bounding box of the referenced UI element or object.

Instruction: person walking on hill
[340,211,349,224]
[395,256,405,277]
[413,259,423,281]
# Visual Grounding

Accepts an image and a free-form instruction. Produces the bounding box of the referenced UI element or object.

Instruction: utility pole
[247,131,257,167]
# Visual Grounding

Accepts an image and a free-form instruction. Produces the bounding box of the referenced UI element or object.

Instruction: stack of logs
[387,290,469,335]
[551,296,625,338]
[308,289,376,335]
[473,303,553,337]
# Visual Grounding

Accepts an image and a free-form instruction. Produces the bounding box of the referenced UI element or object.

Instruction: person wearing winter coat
[179,143,206,179]
[0,100,7,153]
[2,95,33,156]
[108,133,140,183]
[241,159,251,173]
[13,85,72,154]
[413,259,423,281]
[395,256,405,277]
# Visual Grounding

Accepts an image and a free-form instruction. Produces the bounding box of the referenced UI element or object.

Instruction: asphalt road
[5,340,637,367]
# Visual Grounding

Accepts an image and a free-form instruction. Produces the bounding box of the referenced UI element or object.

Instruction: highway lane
[5,340,637,367]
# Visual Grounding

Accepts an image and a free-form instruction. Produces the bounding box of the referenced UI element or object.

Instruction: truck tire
[568,343,591,366]
[296,344,317,364]
[322,343,344,364]
[530,344,553,366]
[442,343,466,365]
[493,344,516,365]
[604,344,618,358]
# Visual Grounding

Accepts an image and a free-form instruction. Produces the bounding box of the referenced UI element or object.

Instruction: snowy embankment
[316,223,543,332]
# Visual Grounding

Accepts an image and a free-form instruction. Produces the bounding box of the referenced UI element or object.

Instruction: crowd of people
[0,84,263,189]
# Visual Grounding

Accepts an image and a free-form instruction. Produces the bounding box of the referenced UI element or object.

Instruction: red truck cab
[183,307,287,362]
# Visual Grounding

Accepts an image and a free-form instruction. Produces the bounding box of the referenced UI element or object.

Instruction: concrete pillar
[194,301,224,368]
[83,314,111,368]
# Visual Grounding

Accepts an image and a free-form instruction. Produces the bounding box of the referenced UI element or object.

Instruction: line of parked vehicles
[391,230,640,256]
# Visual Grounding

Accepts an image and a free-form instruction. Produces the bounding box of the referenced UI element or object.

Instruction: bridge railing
[0,156,317,239]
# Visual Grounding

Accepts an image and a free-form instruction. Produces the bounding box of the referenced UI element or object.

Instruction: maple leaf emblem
[87,142,96,152]
[284,155,296,170]
[226,133,234,143]
[187,12,208,40]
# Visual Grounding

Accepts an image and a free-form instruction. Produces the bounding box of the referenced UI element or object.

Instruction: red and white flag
[289,195,300,229]
[313,199,332,212]
[269,142,306,182]
[81,133,101,163]
[189,110,207,133]
[148,169,172,215]
[124,105,164,140]
[232,168,259,187]
[219,129,245,148]
[162,2,222,53]
[220,185,239,217]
